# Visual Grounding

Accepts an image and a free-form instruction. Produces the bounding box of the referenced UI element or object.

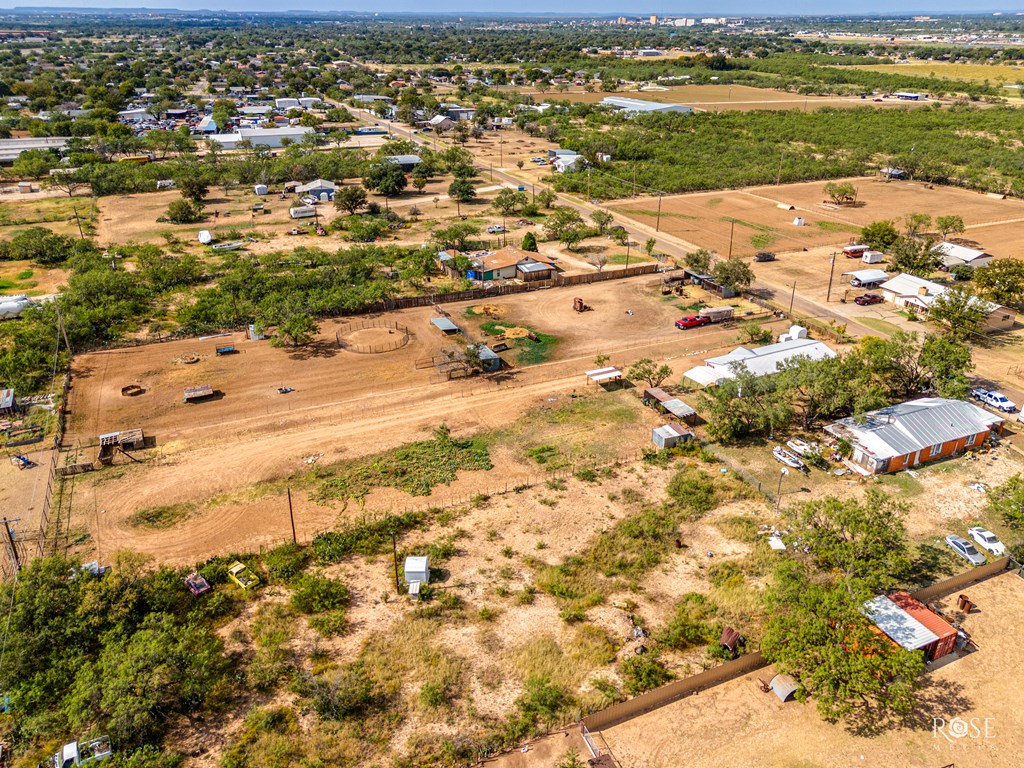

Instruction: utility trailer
[697,306,734,323]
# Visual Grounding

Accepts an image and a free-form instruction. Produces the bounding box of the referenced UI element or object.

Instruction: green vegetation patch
[480,320,557,366]
[317,425,492,503]
[128,501,197,529]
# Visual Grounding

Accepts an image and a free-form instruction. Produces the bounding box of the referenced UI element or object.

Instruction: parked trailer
[862,250,885,264]
[843,244,870,258]
[211,241,245,252]
[289,205,317,219]
[698,306,734,323]
[215,345,237,356]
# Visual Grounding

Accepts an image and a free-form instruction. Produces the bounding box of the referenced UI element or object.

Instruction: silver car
[945,535,987,566]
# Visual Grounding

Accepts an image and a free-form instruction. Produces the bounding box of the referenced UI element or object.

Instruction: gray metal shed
[430,317,460,334]
[652,423,693,449]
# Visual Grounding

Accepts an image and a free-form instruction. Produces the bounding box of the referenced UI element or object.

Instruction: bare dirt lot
[64,277,787,564]
[597,570,1024,768]
[610,177,1024,258]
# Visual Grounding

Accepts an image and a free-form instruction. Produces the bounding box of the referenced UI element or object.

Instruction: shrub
[291,573,350,614]
[620,653,673,695]
[659,593,719,651]
[165,199,205,224]
[263,543,309,583]
[666,467,718,517]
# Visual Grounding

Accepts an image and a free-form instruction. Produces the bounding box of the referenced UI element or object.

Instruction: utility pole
[775,469,788,512]
[789,281,797,318]
[655,194,663,232]
[587,167,591,201]
[728,220,735,258]
[72,207,85,239]
[1,518,21,573]
[287,487,296,545]
[777,151,784,186]
[392,530,401,594]
[825,252,837,302]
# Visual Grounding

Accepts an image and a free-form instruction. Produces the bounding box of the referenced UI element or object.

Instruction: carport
[683,366,727,388]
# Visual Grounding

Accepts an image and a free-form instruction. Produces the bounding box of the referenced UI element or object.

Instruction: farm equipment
[277,387,294,394]
[184,572,211,596]
[120,384,144,397]
[51,735,112,767]
[572,297,592,313]
[227,561,259,590]
[214,345,237,356]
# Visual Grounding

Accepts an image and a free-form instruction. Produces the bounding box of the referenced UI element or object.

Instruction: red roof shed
[889,590,958,661]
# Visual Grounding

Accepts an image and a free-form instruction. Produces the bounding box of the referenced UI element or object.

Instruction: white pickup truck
[970,388,1018,413]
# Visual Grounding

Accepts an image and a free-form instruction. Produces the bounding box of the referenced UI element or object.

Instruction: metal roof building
[843,268,889,287]
[687,338,837,384]
[430,317,460,334]
[600,96,694,115]
[862,592,957,660]
[825,397,1004,475]
[0,136,70,164]
[931,242,993,269]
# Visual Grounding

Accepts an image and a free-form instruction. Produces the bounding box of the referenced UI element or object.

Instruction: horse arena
[335,318,412,354]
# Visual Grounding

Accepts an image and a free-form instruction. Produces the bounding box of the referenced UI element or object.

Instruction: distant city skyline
[0,2,1021,16]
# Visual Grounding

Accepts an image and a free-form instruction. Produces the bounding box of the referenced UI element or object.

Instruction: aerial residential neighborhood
[1,7,1024,768]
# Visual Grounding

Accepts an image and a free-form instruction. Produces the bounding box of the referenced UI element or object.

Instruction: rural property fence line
[578,557,1016,735]
[744,291,852,345]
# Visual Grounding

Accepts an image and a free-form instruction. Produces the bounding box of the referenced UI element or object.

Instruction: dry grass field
[851,60,1024,90]
[610,177,1024,258]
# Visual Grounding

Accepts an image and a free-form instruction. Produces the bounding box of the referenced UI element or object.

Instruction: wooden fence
[579,557,1016,735]
[342,264,660,316]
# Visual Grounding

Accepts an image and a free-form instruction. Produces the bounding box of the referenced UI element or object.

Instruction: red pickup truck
[675,316,711,330]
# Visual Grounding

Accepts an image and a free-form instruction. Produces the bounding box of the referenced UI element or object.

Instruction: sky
[0,2,1019,15]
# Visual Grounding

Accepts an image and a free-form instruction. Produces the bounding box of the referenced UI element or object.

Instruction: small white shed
[254,183,268,196]
[404,556,430,585]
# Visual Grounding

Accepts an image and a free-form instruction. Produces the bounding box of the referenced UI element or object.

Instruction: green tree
[903,212,932,239]
[935,214,966,240]
[889,235,939,276]
[166,199,205,224]
[823,181,857,205]
[973,258,1024,308]
[762,561,923,723]
[698,363,793,441]
[334,185,368,215]
[536,188,557,209]
[627,357,672,387]
[683,248,713,274]
[521,231,538,252]
[786,491,910,592]
[432,221,481,251]
[988,474,1024,526]
[590,209,614,234]
[10,148,57,180]
[860,220,900,252]
[492,188,527,217]
[275,312,320,348]
[175,167,211,204]
[447,178,477,216]
[544,207,586,251]
[712,254,754,292]
[363,163,407,208]
[927,285,987,339]
[644,237,657,258]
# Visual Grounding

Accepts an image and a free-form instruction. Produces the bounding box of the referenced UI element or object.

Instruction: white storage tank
[404,556,430,585]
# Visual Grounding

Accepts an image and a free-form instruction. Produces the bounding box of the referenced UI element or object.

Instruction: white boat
[773,446,806,471]
[211,241,245,252]
[785,439,813,457]
[198,230,213,245]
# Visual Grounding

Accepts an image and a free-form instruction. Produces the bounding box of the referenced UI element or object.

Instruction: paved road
[344,106,1024,411]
